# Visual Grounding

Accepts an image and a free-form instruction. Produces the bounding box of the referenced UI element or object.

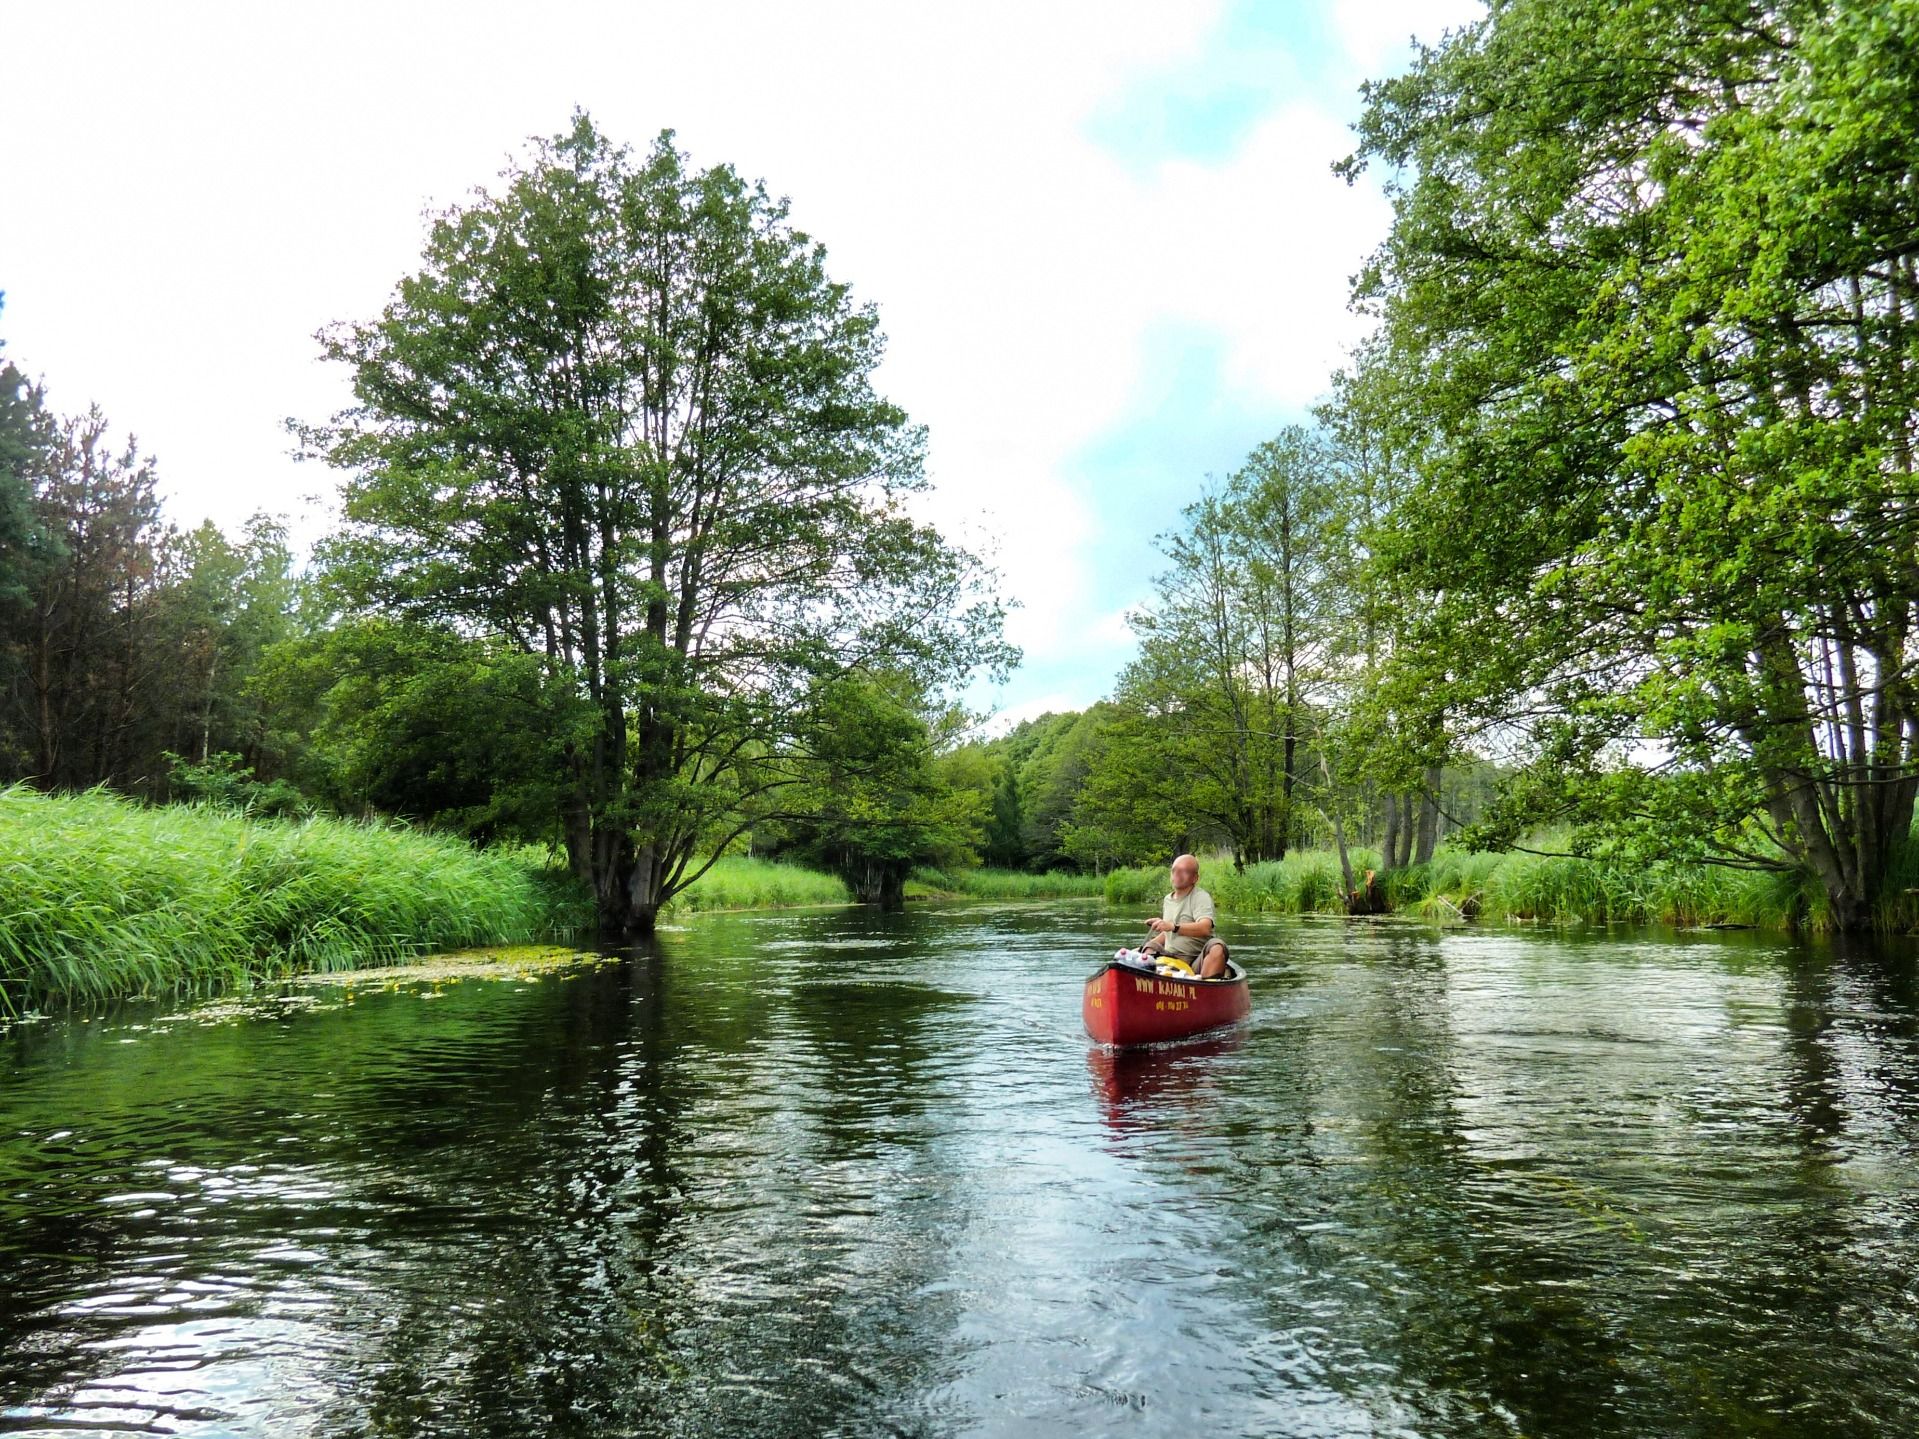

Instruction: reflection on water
[4,906,1919,1436]
[1086,1030,1244,1129]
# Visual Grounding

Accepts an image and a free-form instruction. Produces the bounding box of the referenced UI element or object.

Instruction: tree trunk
[591,817,668,941]
[844,855,907,910]
[1381,793,1401,870]
[1318,750,1355,902]
[1278,715,1296,862]
[1746,624,1917,932]
[561,741,595,886]
[624,839,665,937]
[1414,766,1441,865]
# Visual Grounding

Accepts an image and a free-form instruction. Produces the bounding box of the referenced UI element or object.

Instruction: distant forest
[946,707,1504,875]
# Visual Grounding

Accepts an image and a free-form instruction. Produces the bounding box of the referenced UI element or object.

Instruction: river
[3,902,1918,1437]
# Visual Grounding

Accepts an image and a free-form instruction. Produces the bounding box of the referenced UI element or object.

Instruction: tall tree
[1319,363,1447,865]
[306,116,1010,934]
[0,300,58,630]
[1103,431,1351,867]
[8,406,167,789]
[155,514,300,773]
[1015,707,1104,869]
[788,672,986,906]
[1226,427,1348,858]
[1,308,306,798]
[1344,0,1919,927]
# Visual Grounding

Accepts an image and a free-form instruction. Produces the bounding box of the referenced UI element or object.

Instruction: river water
[3,903,1919,1437]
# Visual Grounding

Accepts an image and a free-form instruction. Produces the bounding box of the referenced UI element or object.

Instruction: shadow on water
[5,906,1919,1436]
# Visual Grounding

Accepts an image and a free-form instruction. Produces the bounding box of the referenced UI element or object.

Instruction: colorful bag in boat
[1113,947,1195,977]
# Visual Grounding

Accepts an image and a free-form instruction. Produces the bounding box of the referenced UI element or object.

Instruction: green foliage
[255,617,578,844]
[0,786,588,1012]
[785,672,986,906]
[1062,703,1182,870]
[984,758,1022,867]
[1013,707,1105,869]
[165,751,311,818]
[305,114,1010,932]
[1340,0,1919,928]
[934,708,1121,873]
[0,299,59,627]
[152,515,303,774]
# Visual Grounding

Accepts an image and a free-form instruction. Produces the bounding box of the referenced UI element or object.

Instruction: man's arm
[1151,914,1214,943]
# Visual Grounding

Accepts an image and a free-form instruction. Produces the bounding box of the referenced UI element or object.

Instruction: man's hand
[1146,917,1173,933]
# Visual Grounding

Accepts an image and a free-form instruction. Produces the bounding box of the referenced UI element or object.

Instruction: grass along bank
[665,849,1832,928]
[909,867,1106,900]
[663,856,853,913]
[1104,851,1384,916]
[1377,849,1824,929]
[663,860,1105,910]
[1102,844,1874,931]
[0,786,588,1012]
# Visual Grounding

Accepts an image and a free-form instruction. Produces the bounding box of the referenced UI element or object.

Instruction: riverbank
[665,856,853,912]
[910,867,1106,900]
[1102,846,1846,930]
[0,787,588,1012]
[7,783,1886,1015]
[662,861,1105,911]
[689,841,1904,933]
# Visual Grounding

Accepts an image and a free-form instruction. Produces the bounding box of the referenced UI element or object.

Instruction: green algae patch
[292,945,612,990]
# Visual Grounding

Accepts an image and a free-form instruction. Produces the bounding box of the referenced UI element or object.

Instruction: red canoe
[1082,960,1251,1047]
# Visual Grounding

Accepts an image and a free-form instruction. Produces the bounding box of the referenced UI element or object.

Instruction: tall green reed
[0,786,588,1011]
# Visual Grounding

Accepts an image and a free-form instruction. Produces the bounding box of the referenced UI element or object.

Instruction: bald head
[1170,853,1199,891]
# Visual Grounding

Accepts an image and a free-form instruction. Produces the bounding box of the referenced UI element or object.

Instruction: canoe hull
[1082,960,1250,1047]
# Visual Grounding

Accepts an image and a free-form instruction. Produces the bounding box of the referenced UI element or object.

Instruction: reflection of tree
[307,911,982,1436]
[1211,929,1919,1438]
[1753,943,1919,1432]
[647,904,975,1434]
[1271,930,1633,1435]
[312,953,682,1435]
[0,916,982,1437]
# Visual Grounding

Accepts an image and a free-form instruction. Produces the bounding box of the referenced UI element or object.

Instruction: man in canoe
[1139,853,1230,979]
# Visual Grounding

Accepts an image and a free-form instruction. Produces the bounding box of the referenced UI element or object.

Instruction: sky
[0,0,1481,725]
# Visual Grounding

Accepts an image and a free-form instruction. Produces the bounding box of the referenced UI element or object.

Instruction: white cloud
[1122,101,1391,405]
[0,1,1472,714]
[1330,0,1484,75]
[982,692,1082,736]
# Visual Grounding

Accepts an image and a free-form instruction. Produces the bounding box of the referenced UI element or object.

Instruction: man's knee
[1200,940,1229,977]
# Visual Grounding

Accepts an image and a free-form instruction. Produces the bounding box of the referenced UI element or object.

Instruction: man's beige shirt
[1161,886,1215,960]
